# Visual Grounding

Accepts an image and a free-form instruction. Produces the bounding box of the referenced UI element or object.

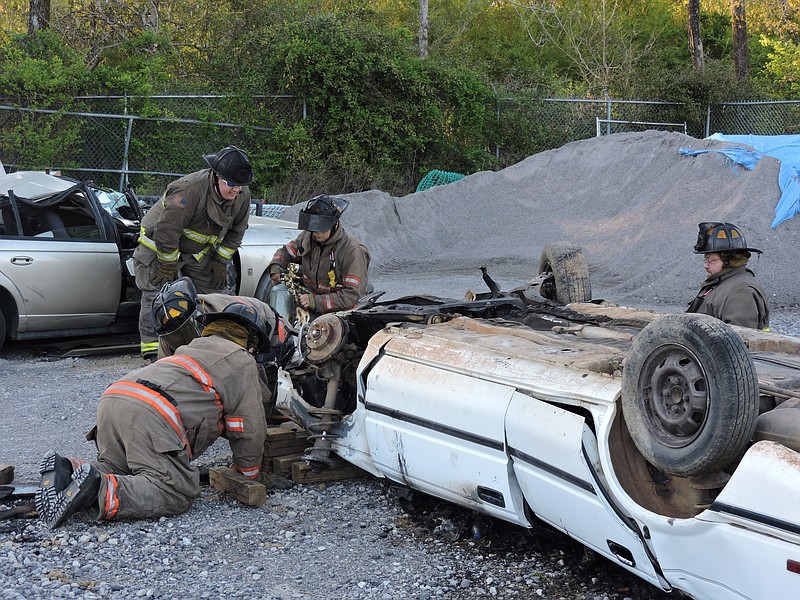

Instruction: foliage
[4,0,800,195]
[0,30,91,105]
[213,10,496,201]
[761,36,800,98]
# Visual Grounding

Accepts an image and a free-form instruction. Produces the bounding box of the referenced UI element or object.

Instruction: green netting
[415,169,465,192]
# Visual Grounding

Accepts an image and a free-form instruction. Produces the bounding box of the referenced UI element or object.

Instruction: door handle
[10,256,34,265]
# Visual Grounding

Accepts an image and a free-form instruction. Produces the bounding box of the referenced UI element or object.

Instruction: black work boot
[36,463,101,529]
[38,451,75,494]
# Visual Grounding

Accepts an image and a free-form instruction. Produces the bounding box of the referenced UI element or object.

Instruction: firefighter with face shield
[268,195,370,318]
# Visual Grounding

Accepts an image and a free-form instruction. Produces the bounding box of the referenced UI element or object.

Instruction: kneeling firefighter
[36,302,273,528]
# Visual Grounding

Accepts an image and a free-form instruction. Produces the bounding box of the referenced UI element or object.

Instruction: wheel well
[0,286,18,336]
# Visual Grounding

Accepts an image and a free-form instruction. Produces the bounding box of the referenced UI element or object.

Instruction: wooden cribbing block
[0,464,14,485]
[263,422,310,457]
[265,421,305,440]
[264,438,311,456]
[291,456,366,484]
[208,466,266,507]
[272,454,304,477]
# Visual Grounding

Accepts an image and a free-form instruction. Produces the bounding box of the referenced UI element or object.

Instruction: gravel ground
[2,306,799,600]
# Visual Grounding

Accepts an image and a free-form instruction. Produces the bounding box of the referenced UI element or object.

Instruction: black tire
[622,314,759,477]
[538,242,591,304]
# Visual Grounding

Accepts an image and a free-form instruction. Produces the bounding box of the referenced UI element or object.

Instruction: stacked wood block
[257,420,369,485]
[291,455,367,483]
[262,420,311,474]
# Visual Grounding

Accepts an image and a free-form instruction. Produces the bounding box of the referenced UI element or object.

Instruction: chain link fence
[708,101,800,137]
[1,95,798,199]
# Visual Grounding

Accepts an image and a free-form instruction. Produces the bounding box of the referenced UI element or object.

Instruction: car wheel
[0,305,6,351]
[538,242,591,304]
[622,314,759,477]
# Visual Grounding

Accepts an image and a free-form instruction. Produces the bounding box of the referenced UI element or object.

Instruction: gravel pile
[284,130,800,313]
[3,131,799,599]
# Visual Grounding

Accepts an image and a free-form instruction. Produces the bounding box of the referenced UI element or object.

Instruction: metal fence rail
[1,95,798,199]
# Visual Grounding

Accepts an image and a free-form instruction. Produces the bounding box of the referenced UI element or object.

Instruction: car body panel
[276,298,800,600]
[0,238,121,330]
[237,215,298,298]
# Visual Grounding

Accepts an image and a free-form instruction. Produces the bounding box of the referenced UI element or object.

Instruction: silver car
[0,171,297,351]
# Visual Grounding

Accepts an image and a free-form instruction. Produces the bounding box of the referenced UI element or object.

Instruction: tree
[687,0,704,74]
[28,0,49,34]
[420,0,429,58]
[731,0,749,84]
[505,0,664,95]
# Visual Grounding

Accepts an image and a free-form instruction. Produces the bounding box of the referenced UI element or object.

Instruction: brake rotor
[303,314,346,363]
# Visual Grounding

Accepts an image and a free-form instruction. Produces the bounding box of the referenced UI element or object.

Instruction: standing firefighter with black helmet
[35,302,270,529]
[268,194,370,317]
[687,221,770,330]
[133,145,254,361]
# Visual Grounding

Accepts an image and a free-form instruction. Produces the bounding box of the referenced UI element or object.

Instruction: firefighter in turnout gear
[35,302,270,528]
[268,195,370,317]
[133,145,253,360]
[686,221,769,330]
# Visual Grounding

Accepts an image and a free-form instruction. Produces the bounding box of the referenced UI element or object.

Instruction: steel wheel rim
[637,344,709,448]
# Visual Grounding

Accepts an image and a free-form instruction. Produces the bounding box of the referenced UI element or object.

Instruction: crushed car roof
[0,171,75,200]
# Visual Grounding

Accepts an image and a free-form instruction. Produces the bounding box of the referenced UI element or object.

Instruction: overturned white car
[274,243,800,600]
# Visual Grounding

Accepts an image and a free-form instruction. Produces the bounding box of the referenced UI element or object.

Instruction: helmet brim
[694,247,762,255]
[201,311,271,351]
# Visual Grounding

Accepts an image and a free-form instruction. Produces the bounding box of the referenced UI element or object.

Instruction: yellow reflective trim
[216,244,236,260]
[192,247,212,262]
[183,228,219,245]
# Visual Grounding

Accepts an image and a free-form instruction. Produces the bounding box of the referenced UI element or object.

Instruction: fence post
[120,116,133,191]
[705,105,712,138]
[605,95,612,135]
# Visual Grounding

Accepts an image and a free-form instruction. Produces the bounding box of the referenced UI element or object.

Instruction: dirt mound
[283,131,799,311]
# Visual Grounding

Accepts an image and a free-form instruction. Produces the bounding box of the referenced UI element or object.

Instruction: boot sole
[35,463,92,529]
[37,450,59,493]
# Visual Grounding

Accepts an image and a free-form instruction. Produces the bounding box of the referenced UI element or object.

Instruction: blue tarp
[678,145,764,172]
[706,134,800,228]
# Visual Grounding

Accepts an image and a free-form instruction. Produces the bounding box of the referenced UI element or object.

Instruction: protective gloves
[211,259,229,290]
[154,261,177,285]
[268,264,283,285]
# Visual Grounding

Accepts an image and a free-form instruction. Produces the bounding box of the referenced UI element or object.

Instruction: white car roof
[0,171,75,200]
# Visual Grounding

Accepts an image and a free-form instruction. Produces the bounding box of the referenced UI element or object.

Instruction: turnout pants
[91,393,200,520]
[134,252,222,357]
